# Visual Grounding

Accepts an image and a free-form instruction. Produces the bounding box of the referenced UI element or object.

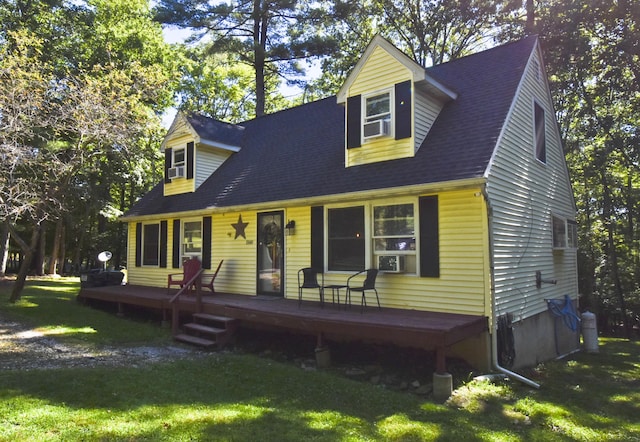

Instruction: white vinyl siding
[485,48,578,322]
[196,146,232,188]
[414,87,445,152]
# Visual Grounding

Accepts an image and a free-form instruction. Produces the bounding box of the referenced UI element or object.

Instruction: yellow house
[121,35,578,383]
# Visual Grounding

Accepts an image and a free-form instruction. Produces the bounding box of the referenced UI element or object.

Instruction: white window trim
[182,218,203,260]
[552,214,577,250]
[362,88,394,142]
[372,200,418,274]
[533,99,547,165]
[173,146,186,168]
[324,199,419,274]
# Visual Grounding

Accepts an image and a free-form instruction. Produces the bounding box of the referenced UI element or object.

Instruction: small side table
[323,284,347,306]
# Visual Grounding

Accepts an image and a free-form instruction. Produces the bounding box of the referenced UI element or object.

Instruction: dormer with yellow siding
[337,35,457,168]
[162,112,244,197]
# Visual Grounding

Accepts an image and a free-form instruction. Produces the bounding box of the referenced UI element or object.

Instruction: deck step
[183,322,226,336]
[175,312,239,349]
[192,313,239,325]
[174,333,216,348]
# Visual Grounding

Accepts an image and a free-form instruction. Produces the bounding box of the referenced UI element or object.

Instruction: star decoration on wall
[231,214,249,239]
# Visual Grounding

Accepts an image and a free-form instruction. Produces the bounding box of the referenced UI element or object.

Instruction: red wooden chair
[167,257,202,293]
[202,260,224,293]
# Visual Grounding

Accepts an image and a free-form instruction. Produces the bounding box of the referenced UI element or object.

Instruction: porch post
[433,346,453,401]
[315,332,331,369]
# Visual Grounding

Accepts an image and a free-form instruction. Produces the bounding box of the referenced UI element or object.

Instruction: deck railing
[169,268,205,336]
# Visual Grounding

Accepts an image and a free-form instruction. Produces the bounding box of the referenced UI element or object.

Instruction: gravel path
[0,313,204,371]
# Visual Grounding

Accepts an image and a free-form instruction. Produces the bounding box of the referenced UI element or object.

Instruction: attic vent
[363,119,390,139]
[168,166,185,179]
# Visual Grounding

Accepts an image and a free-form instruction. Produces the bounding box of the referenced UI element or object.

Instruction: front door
[257,211,284,296]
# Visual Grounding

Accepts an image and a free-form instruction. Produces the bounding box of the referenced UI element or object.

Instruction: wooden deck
[78,284,488,373]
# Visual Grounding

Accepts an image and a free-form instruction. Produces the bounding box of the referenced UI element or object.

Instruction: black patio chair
[298,267,324,307]
[346,269,380,312]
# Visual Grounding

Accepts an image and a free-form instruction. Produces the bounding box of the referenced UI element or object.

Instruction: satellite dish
[98,251,112,262]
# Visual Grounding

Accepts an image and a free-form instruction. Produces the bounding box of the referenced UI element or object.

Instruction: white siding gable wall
[414,88,445,153]
[195,145,232,189]
[485,45,578,323]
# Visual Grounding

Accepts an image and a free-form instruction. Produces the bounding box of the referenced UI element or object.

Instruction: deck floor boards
[79,284,487,352]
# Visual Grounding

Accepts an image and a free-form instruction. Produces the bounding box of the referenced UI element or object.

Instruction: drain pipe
[482,186,540,389]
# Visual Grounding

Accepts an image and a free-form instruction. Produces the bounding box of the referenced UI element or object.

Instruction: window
[182,220,202,258]
[534,102,546,163]
[142,223,160,266]
[328,206,365,271]
[173,147,185,168]
[373,203,416,273]
[552,215,577,249]
[363,90,391,139]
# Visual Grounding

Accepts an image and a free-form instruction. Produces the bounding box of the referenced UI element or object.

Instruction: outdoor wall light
[285,220,296,236]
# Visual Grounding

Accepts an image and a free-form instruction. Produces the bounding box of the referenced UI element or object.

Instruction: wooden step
[174,333,216,348]
[192,313,239,325]
[183,322,226,336]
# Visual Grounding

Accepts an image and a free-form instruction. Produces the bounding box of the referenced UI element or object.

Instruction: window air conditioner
[377,255,405,273]
[168,166,185,179]
[363,119,390,139]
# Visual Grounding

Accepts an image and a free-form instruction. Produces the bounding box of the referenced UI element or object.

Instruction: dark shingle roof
[126,36,537,218]
[185,112,245,147]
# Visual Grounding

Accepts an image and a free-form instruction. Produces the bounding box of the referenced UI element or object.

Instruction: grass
[0,278,639,441]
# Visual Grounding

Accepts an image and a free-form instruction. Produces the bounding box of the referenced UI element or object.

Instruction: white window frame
[372,201,417,274]
[182,219,202,260]
[552,214,577,250]
[362,88,394,141]
[534,100,547,164]
[173,146,186,168]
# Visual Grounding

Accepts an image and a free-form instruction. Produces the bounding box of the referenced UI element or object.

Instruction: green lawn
[0,278,638,441]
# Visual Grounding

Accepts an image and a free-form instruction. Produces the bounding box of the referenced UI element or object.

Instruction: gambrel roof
[125,35,538,218]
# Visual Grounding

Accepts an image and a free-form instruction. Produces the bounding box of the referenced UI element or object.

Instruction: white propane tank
[581,311,599,353]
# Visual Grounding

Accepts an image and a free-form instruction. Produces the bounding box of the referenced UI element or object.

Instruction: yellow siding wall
[126,188,490,316]
[373,189,490,316]
[211,212,257,295]
[347,47,414,167]
[164,133,195,196]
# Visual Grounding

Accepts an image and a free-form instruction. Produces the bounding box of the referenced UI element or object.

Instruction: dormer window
[173,147,185,168]
[363,90,392,140]
[167,146,187,180]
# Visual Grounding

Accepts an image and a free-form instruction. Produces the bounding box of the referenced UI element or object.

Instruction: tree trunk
[34,223,46,276]
[0,221,9,277]
[9,225,41,303]
[47,219,64,275]
[253,0,267,117]
[601,171,632,338]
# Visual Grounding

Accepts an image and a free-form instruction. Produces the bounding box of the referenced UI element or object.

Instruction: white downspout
[483,187,540,389]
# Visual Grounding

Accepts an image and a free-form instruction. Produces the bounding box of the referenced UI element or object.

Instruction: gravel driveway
[0,313,203,371]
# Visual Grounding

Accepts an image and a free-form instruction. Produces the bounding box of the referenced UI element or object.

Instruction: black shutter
[135,222,142,267]
[172,219,181,268]
[419,196,439,277]
[159,220,168,268]
[186,141,194,179]
[346,95,361,149]
[395,80,412,140]
[311,206,324,270]
[202,216,212,269]
[164,148,172,184]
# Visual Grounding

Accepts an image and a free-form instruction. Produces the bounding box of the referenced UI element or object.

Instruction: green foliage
[531,0,640,333]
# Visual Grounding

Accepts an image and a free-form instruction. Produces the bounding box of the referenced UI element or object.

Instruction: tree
[0,0,176,301]
[526,0,640,336]
[309,0,519,97]
[154,0,338,116]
